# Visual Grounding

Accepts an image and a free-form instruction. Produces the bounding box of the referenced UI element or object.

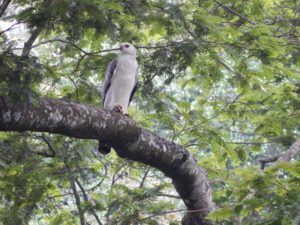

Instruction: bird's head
[119,42,136,57]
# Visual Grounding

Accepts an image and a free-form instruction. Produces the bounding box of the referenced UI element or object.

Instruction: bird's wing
[101,58,118,108]
[129,66,138,104]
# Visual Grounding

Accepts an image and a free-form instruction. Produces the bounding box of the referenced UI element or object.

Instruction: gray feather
[129,67,138,104]
[101,58,118,108]
[98,58,117,155]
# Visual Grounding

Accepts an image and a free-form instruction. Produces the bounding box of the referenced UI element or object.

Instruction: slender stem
[139,207,209,222]
[213,0,256,25]
[65,163,86,225]
[139,166,151,188]
[0,22,20,36]
[34,135,56,156]
[75,179,104,225]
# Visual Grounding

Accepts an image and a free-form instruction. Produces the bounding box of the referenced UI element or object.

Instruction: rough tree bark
[0,96,217,225]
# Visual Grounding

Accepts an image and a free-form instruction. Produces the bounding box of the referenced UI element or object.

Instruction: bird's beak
[119,45,123,50]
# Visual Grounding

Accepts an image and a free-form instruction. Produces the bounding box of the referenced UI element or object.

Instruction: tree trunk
[0,96,217,225]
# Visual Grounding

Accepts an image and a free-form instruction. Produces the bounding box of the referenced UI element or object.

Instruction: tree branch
[140,207,210,223]
[259,137,300,169]
[277,138,300,162]
[213,0,256,25]
[34,135,56,157]
[75,179,104,225]
[21,26,44,57]
[29,38,188,54]
[259,156,280,170]
[0,22,20,36]
[0,0,12,18]
[64,162,86,225]
[156,193,181,199]
[0,96,217,225]
[30,38,119,55]
[139,166,151,188]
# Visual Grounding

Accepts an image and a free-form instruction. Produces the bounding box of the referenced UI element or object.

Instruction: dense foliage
[0,0,299,224]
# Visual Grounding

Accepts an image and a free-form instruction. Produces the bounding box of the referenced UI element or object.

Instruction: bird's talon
[114,105,123,114]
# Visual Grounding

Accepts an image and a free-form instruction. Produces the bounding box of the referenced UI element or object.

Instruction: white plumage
[98,43,138,154]
[102,43,138,114]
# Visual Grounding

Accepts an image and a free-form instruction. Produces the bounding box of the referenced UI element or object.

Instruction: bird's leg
[113,104,123,114]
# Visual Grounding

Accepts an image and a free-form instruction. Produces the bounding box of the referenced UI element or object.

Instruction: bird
[98,42,138,154]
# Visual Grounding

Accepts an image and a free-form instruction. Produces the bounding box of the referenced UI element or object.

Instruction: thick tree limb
[0,96,217,225]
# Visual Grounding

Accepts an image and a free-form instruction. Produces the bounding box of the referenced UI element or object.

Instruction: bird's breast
[117,58,137,74]
[112,57,137,84]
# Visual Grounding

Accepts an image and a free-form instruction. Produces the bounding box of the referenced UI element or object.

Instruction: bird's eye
[125,44,129,48]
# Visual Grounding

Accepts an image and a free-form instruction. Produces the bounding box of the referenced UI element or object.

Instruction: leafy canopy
[0,0,299,224]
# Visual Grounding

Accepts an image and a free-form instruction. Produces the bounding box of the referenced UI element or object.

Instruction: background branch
[0,0,12,18]
[260,137,300,169]
[75,179,104,225]
[64,162,86,225]
[213,0,256,25]
[21,26,44,57]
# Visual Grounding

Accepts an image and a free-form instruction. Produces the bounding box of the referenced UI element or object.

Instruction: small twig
[31,38,188,55]
[64,163,86,225]
[87,172,108,192]
[30,150,55,158]
[34,135,56,157]
[227,141,271,145]
[71,54,87,74]
[204,94,242,122]
[219,60,245,78]
[106,161,129,222]
[0,22,20,36]
[31,38,120,55]
[32,38,89,54]
[156,193,181,199]
[88,48,121,55]
[66,76,80,102]
[136,40,189,50]
[213,0,256,25]
[139,166,151,188]
[259,156,280,169]
[139,207,208,222]
[76,179,104,225]
[111,160,129,186]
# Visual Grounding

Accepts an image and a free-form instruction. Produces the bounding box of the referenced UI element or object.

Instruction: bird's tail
[98,141,111,155]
